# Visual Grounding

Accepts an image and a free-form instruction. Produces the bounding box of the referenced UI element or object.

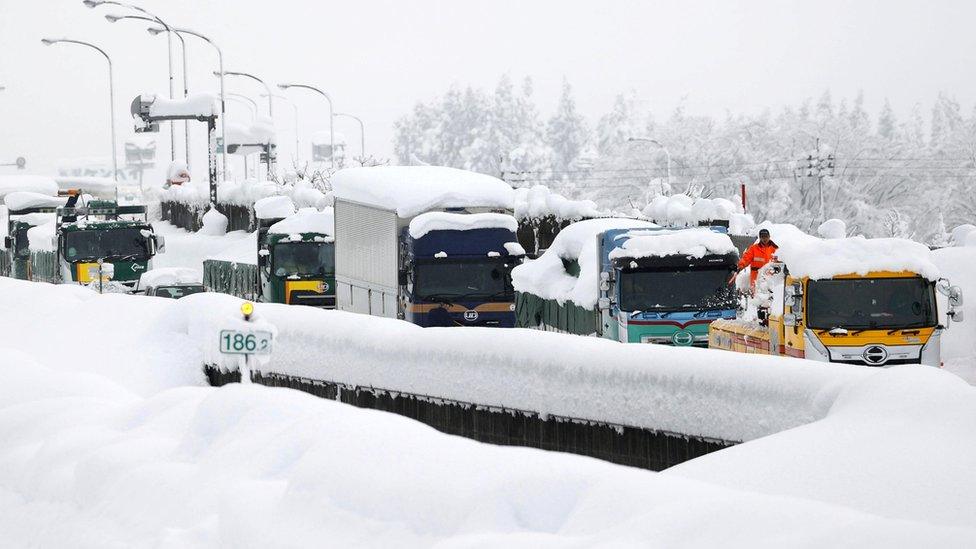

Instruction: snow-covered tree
[546,78,589,173]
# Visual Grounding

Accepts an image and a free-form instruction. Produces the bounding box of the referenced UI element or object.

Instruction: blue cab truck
[515,222,739,346]
[332,166,522,328]
[597,227,739,345]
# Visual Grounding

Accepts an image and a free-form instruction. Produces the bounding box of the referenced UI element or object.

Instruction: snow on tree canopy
[760,223,941,280]
[642,193,755,234]
[608,228,738,260]
[512,218,656,309]
[513,185,605,221]
[254,196,296,219]
[145,93,218,118]
[138,267,202,288]
[331,166,515,217]
[817,218,847,239]
[0,175,58,200]
[408,212,517,239]
[3,191,66,212]
[268,207,335,237]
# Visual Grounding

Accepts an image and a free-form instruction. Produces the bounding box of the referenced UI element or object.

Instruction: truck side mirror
[51,235,59,250]
[948,286,963,308]
[155,235,166,253]
[398,269,408,286]
[951,310,965,323]
[2,236,10,250]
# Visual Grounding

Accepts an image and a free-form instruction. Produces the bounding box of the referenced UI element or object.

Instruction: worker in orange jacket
[730,228,778,288]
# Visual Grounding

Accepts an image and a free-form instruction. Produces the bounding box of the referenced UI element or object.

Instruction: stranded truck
[709,230,964,367]
[331,166,522,327]
[2,190,163,290]
[513,220,739,345]
[204,200,336,307]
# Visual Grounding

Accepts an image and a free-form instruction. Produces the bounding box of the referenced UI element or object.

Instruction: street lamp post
[334,112,365,164]
[225,95,258,180]
[219,71,272,117]
[104,13,192,169]
[150,25,227,181]
[41,38,118,196]
[261,93,300,163]
[627,137,671,194]
[278,83,334,169]
[84,1,177,163]
[219,71,275,176]
[226,93,258,118]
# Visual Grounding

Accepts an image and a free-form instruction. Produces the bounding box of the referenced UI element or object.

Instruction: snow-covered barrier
[160,180,329,233]
[201,300,872,469]
[514,185,608,256]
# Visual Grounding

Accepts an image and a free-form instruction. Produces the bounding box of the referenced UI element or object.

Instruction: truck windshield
[63,227,151,261]
[806,277,937,330]
[618,267,736,311]
[414,259,513,301]
[273,242,335,277]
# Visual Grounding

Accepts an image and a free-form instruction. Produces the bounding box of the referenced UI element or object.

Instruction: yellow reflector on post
[240,301,254,319]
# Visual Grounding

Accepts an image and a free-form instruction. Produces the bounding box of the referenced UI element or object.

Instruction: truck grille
[289,291,335,309]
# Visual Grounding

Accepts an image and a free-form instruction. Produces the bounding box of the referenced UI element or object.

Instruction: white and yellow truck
[709,232,963,367]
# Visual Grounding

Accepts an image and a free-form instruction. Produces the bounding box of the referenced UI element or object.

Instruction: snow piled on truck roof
[254,195,296,219]
[3,191,66,212]
[268,207,335,236]
[408,212,517,239]
[608,227,738,260]
[0,175,58,200]
[513,218,656,309]
[138,267,203,288]
[332,166,515,217]
[755,223,941,280]
[513,185,606,221]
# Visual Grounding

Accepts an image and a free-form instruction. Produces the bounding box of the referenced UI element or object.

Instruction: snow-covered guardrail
[210,302,871,446]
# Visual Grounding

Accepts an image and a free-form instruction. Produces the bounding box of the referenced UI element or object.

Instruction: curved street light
[149,25,227,180]
[41,38,118,191]
[278,83,334,169]
[226,93,258,119]
[219,71,272,117]
[104,12,191,168]
[261,93,300,162]
[334,112,365,164]
[85,0,177,162]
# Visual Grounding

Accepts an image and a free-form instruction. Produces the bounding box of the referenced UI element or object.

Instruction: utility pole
[798,138,835,221]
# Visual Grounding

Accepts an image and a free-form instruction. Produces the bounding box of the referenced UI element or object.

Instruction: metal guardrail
[160,201,255,233]
[204,366,736,471]
[203,259,259,301]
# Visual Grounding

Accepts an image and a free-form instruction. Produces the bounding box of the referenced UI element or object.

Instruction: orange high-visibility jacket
[738,241,778,285]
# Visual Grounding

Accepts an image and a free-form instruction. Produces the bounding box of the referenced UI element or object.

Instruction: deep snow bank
[668,365,976,528]
[2,352,970,548]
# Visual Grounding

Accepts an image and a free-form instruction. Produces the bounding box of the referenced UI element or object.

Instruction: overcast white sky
[2,0,975,181]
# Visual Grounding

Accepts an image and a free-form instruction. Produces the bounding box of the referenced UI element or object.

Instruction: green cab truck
[2,191,163,290]
[204,204,336,307]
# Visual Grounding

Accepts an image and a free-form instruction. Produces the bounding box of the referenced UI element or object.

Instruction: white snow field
[1,278,976,547]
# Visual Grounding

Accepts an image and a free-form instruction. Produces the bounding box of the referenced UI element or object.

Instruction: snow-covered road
[0,279,975,547]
